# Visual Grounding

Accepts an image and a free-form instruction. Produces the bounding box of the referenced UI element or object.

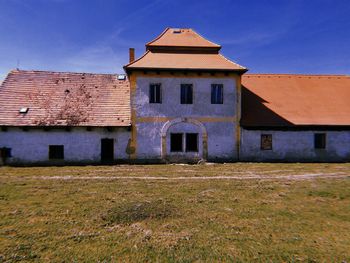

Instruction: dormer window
[19,107,29,114]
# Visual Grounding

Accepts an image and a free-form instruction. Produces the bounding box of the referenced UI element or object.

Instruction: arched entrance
[160,118,208,162]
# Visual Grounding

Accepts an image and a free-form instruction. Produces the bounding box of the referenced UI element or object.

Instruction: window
[261,134,272,150]
[1,147,12,158]
[149,83,162,103]
[186,133,198,152]
[181,84,193,104]
[49,145,64,160]
[314,133,326,149]
[211,84,223,104]
[170,133,183,152]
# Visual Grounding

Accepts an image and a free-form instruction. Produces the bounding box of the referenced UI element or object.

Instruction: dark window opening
[314,133,326,149]
[149,83,162,103]
[186,133,198,152]
[170,133,183,152]
[261,134,272,150]
[181,84,193,104]
[49,145,64,160]
[211,84,223,104]
[1,147,12,158]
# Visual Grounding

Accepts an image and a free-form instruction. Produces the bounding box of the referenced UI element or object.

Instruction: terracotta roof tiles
[0,70,131,127]
[242,74,350,127]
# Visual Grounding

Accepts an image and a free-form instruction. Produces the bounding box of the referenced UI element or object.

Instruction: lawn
[0,163,350,262]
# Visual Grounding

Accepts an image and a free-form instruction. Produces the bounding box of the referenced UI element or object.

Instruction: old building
[0,28,349,165]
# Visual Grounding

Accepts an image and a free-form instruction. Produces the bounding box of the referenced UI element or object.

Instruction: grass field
[0,163,350,262]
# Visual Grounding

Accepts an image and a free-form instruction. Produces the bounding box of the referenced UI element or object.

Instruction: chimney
[129,48,135,63]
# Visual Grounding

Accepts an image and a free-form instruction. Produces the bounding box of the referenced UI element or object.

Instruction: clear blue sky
[0,0,349,81]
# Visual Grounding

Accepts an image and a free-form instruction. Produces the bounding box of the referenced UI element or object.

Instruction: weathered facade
[0,28,349,165]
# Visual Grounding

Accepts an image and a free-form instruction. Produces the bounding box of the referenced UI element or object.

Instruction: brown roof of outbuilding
[0,70,130,127]
[241,74,350,127]
[146,28,221,49]
[125,51,246,71]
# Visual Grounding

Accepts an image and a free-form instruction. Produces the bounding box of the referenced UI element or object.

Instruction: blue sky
[0,0,349,81]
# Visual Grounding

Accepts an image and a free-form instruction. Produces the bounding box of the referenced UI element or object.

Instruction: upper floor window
[181,84,193,104]
[314,133,326,149]
[149,83,162,103]
[211,84,223,104]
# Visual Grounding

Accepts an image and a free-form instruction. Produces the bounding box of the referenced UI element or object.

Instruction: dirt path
[25,172,349,181]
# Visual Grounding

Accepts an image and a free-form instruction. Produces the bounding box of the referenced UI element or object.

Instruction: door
[101,138,114,163]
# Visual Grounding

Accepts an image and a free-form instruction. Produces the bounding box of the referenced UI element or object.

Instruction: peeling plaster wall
[0,127,130,165]
[134,77,238,161]
[240,129,350,162]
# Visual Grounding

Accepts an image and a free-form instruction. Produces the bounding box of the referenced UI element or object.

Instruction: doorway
[101,138,114,163]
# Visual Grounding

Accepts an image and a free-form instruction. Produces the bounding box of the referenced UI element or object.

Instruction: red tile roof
[125,28,246,72]
[125,51,246,71]
[146,28,221,49]
[242,74,350,127]
[0,70,130,127]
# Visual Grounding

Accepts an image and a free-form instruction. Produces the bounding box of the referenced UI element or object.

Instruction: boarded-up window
[170,133,183,152]
[49,145,64,160]
[149,83,162,103]
[261,134,272,150]
[186,133,198,152]
[181,84,193,104]
[211,84,223,104]
[314,133,326,149]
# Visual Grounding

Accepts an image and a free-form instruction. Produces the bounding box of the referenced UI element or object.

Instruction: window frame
[314,133,326,149]
[261,134,273,150]
[49,145,64,160]
[211,84,224,104]
[180,84,193,104]
[149,83,162,104]
[170,133,183,152]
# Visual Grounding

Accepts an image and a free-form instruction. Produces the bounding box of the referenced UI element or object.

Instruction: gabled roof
[0,70,131,127]
[146,28,221,50]
[241,74,350,127]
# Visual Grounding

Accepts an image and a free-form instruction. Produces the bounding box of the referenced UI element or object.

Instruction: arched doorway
[161,118,208,162]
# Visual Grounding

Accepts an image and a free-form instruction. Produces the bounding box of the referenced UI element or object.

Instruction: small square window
[181,84,193,104]
[170,133,183,152]
[261,134,272,150]
[149,83,162,103]
[211,84,223,104]
[186,133,198,152]
[314,133,326,149]
[49,145,64,160]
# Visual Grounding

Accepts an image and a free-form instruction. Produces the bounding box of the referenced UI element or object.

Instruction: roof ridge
[145,27,170,46]
[189,28,221,47]
[244,73,349,77]
[124,50,151,69]
[11,69,123,76]
[218,53,247,70]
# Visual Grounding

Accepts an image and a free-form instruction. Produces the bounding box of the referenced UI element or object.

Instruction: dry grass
[0,163,349,262]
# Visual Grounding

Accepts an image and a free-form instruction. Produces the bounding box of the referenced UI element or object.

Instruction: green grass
[0,163,350,262]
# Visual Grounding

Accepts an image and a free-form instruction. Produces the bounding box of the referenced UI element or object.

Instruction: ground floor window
[186,133,198,152]
[170,133,183,152]
[314,133,326,149]
[170,133,199,153]
[49,145,64,160]
[261,134,272,150]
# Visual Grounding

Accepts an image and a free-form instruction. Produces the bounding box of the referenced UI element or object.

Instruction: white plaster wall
[134,76,238,161]
[240,129,350,162]
[136,121,237,161]
[135,77,236,117]
[0,127,130,164]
